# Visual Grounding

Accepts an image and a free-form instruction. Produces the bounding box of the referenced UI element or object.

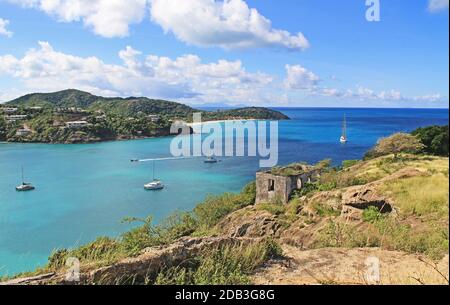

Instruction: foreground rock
[253,245,449,285]
[216,206,283,238]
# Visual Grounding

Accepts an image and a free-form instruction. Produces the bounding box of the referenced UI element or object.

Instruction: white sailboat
[16,166,35,192]
[144,160,164,190]
[340,115,348,144]
[204,156,218,163]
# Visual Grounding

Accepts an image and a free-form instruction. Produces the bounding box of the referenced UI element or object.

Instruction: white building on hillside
[16,128,32,136]
[1,107,18,114]
[147,114,160,123]
[66,121,89,129]
[5,115,27,122]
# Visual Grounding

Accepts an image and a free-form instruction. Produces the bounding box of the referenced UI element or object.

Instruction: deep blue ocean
[0,107,448,276]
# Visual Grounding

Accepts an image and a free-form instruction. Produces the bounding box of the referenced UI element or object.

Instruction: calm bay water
[0,108,448,276]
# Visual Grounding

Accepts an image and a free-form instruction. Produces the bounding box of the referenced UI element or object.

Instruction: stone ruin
[256,164,321,204]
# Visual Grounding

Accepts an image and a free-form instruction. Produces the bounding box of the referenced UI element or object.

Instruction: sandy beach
[187,119,258,128]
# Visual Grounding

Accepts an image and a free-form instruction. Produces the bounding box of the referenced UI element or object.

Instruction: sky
[0,0,448,108]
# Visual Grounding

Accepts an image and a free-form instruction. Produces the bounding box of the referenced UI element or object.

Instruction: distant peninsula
[0,89,289,144]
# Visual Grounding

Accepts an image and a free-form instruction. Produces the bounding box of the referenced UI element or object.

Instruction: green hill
[6,89,289,120]
[1,89,289,143]
[7,89,196,117]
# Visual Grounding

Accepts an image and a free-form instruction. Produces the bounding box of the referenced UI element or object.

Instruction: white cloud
[312,86,448,104]
[0,43,446,106]
[428,0,449,12]
[149,0,309,51]
[0,18,13,37]
[0,41,273,104]
[344,87,404,101]
[283,66,447,104]
[8,0,147,37]
[413,93,446,102]
[284,65,320,89]
[7,0,309,50]
[146,52,275,104]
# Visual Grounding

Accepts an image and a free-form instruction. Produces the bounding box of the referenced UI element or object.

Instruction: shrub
[373,133,425,159]
[315,159,332,169]
[120,216,161,255]
[257,203,286,215]
[312,203,340,217]
[47,237,120,270]
[154,239,282,285]
[342,160,359,169]
[194,182,256,230]
[292,182,318,197]
[120,212,198,255]
[362,206,385,223]
[412,125,449,156]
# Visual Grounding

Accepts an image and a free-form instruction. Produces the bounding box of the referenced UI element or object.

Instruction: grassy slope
[293,155,448,259]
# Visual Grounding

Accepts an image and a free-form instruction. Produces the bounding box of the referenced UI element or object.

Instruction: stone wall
[255,170,321,204]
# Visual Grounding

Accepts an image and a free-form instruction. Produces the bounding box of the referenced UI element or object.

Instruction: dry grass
[380,174,449,217]
[154,239,282,285]
[348,154,448,182]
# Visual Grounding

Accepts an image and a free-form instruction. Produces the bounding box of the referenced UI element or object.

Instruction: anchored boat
[16,166,35,192]
[144,180,164,190]
[144,160,164,191]
[204,156,218,164]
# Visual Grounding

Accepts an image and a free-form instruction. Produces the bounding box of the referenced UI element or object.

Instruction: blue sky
[0,0,448,108]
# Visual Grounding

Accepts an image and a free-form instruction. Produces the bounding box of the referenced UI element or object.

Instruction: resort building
[55,107,87,114]
[255,164,322,204]
[95,115,107,120]
[4,115,27,122]
[1,107,18,114]
[16,128,32,136]
[27,107,43,111]
[66,121,89,129]
[147,114,160,123]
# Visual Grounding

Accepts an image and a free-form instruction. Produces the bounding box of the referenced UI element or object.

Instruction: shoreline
[187,118,259,128]
[0,135,175,146]
[1,118,272,145]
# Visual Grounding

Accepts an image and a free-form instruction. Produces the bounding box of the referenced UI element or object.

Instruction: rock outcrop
[216,206,282,238]
[280,219,328,249]
[253,245,449,285]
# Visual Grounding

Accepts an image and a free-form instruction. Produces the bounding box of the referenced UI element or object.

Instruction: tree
[411,125,449,156]
[0,116,7,141]
[374,133,425,159]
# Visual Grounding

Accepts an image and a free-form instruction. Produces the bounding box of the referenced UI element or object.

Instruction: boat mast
[342,115,347,138]
[152,160,155,181]
[21,166,24,184]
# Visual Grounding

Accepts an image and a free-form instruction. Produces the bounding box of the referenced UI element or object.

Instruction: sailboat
[340,115,348,144]
[144,160,164,190]
[204,155,218,164]
[16,166,35,192]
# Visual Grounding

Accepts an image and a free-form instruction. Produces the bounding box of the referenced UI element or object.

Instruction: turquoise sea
[0,108,448,276]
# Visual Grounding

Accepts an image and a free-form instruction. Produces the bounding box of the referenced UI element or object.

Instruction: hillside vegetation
[0,89,288,143]
[412,125,449,156]
[8,90,195,117]
[6,89,289,120]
